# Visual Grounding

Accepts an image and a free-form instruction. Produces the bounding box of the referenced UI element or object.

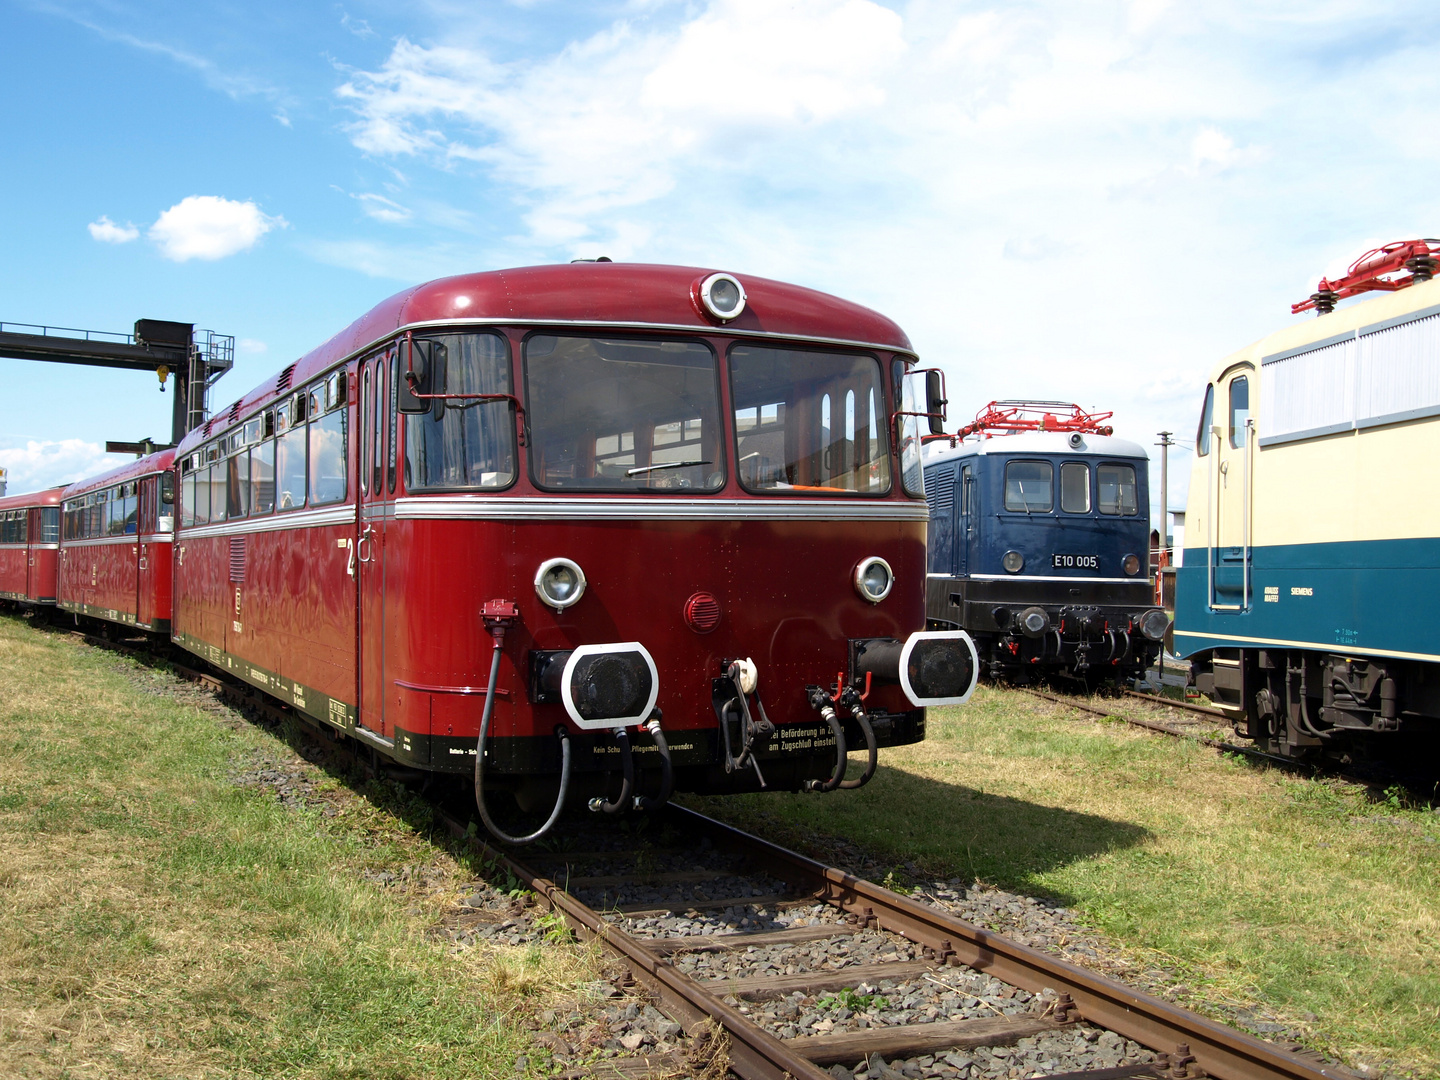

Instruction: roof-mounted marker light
[696,273,747,322]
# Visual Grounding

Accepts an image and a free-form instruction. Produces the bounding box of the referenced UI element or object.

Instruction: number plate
[1052,554,1099,569]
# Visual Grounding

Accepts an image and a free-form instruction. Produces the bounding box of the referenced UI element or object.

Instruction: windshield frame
[522,330,726,496]
[729,341,894,498]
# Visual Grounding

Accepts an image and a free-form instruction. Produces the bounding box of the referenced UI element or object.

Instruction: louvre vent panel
[229,536,246,583]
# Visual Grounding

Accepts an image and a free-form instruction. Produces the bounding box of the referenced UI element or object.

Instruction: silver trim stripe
[391,496,929,523]
[966,573,1141,584]
[60,536,142,548]
[179,506,354,539]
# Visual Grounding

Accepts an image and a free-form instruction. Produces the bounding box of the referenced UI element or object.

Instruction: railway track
[67,626,1350,1080]
[1015,687,1308,772]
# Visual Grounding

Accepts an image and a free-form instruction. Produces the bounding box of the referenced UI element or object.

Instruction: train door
[24,508,36,598]
[357,352,390,739]
[137,477,155,625]
[1208,366,1255,610]
[958,463,975,577]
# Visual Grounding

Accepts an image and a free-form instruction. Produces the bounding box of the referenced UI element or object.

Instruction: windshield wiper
[626,460,711,477]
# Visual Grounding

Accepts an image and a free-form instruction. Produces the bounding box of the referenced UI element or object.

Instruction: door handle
[356,526,375,564]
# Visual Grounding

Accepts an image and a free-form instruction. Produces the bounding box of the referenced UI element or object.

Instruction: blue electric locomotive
[923,402,1170,685]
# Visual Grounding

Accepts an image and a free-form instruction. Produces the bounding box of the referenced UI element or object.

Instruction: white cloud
[148,196,286,262]
[237,338,268,354]
[353,192,413,224]
[328,0,1440,527]
[88,215,139,244]
[0,440,130,494]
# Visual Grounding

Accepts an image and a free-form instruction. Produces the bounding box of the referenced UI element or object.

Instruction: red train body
[0,487,63,607]
[57,451,176,632]
[10,263,978,840]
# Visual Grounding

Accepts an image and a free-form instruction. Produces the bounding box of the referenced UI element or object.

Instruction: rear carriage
[57,452,176,633]
[0,487,63,611]
[169,263,977,841]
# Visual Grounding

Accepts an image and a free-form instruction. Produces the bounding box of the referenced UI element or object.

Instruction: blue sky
[3,0,1439,522]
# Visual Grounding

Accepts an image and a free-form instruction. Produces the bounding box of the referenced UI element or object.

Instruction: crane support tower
[0,318,234,444]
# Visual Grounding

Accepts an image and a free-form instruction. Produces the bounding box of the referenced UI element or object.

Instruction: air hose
[837,707,877,790]
[803,689,849,793]
[475,635,572,845]
[588,727,634,814]
[635,717,673,811]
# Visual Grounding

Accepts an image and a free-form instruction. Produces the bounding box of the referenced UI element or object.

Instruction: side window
[227,452,250,519]
[207,461,228,523]
[361,364,371,496]
[1098,464,1138,515]
[372,359,385,496]
[1196,384,1214,456]
[158,472,175,531]
[309,392,348,506]
[276,418,308,511]
[1229,376,1250,449]
[40,507,59,543]
[193,467,212,526]
[1003,460,1053,512]
[388,352,399,494]
[181,468,197,528]
[1060,461,1090,513]
[251,439,276,515]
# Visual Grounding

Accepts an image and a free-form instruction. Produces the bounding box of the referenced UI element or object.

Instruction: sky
[2,0,1438,525]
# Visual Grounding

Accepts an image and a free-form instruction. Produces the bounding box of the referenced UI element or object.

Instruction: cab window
[1229,376,1250,448]
[1059,461,1090,513]
[1098,464,1138,515]
[1004,460,1052,512]
[1197,384,1214,456]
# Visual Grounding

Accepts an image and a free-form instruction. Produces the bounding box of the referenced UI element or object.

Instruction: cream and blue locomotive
[1177,245,1440,756]
[923,403,1169,685]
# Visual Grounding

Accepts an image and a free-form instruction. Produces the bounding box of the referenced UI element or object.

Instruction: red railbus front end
[168,264,976,841]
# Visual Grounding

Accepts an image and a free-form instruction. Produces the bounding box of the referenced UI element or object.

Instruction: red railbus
[0,487,64,610]
[57,451,176,633]
[168,262,976,841]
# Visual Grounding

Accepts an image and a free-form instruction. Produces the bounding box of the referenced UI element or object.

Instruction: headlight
[854,556,894,603]
[535,558,587,610]
[1122,553,1141,576]
[1002,550,1024,573]
[698,272,747,321]
[1139,608,1171,641]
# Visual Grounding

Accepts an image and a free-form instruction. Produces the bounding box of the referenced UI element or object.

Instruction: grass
[696,685,1440,1078]
[0,613,597,1079]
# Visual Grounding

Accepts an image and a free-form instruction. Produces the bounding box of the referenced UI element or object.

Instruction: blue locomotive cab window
[1197,384,1214,456]
[1098,464,1138,515]
[1229,376,1250,448]
[405,332,516,491]
[1060,461,1090,513]
[1004,460,1052,512]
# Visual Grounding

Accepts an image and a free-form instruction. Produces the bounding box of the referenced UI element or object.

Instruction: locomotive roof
[181,262,914,456]
[1208,275,1440,382]
[0,485,65,511]
[61,448,176,500]
[922,430,1149,465]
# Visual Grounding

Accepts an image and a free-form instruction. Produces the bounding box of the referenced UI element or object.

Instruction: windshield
[730,346,891,495]
[525,335,723,492]
[405,331,516,490]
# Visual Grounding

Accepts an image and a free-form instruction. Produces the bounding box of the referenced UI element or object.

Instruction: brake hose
[475,636,571,844]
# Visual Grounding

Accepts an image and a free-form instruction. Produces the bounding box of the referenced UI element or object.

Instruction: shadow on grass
[17,611,1143,901]
[691,762,1151,907]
